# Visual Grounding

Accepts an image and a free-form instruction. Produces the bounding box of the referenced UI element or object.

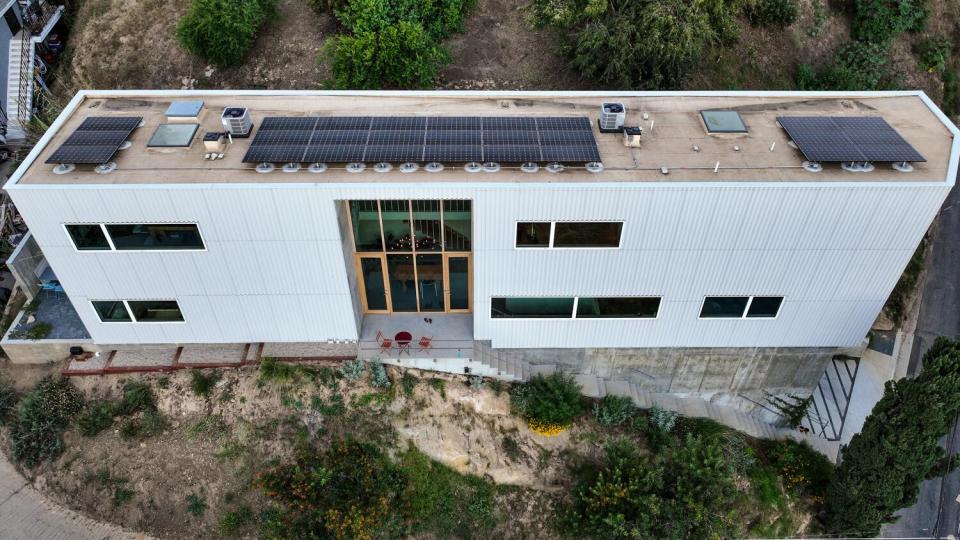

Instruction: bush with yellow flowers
[510,372,585,436]
[528,419,568,437]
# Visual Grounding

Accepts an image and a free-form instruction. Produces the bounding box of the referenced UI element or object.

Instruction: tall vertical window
[443,200,471,251]
[350,200,382,252]
[105,224,204,250]
[515,221,622,248]
[381,200,413,251]
[412,200,442,252]
[66,224,110,251]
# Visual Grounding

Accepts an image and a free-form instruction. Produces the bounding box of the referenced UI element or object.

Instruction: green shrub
[112,487,135,506]
[78,401,116,437]
[190,370,220,398]
[401,371,418,397]
[186,492,208,517]
[468,375,484,390]
[325,21,448,89]
[324,0,474,89]
[339,358,366,380]
[593,394,634,427]
[916,36,952,73]
[259,357,299,382]
[825,338,960,536]
[119,410,168,440]
[310,394,345,416]
[21,322,53,340]
[0,378,17,425]
[186,415,230,441]
[796,40,895,91]
[10,376,83,467]
[852,0,926,44]
[648,405,678,432]
[175,0,278,67]
[370,360,391,388]
[399,444,496,537]
[510,372,584,426]
[747,0,798,27]
[335,0,474,40]
[116,380,157,416]
[568,0,737,89]
[763,439,832,498]
[563,435,739,538]
[429,378,447,399]
[219,505,253,535]
[256,440,403,538]
[527,0,608,28]
[765,392,812,428]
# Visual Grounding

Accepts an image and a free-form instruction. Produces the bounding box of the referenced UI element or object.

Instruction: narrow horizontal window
[553,222,622,248]
[700,296,749,318]
[92,300,131,322]
[746,296,783,318]
[576,297,660,319]
[516,222,551,248]
[106,224,204,250]
[491,297,574,318]
[128,300,184,322]
[66,224,110,251]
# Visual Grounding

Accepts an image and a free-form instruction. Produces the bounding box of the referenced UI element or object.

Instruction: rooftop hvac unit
[599,102,626,133]
[221,107,253,137]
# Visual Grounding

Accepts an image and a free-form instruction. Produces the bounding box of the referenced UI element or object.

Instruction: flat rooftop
[12,91,959,186]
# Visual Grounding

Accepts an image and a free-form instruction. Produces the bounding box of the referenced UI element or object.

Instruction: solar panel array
[777,116,925,163]
[45,116,142,165]
[242,116,601,164]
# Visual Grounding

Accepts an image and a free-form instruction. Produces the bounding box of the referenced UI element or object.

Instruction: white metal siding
[8,181,950,348]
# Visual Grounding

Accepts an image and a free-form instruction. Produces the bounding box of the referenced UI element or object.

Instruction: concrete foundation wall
[1,340,100,364]
[496,346,835,404]
[261,341,358,359]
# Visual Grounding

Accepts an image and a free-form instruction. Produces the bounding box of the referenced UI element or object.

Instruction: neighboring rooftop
[12,91,959,185]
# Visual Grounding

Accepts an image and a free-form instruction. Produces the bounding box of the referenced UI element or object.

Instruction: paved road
[0,451,135,540]
[882,175,960,539]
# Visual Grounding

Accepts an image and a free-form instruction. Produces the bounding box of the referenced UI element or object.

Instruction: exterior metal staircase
[800,355,860,441]
[5,0,64,140]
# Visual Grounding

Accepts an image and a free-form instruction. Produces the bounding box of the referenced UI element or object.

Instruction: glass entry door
[349,199,471,314]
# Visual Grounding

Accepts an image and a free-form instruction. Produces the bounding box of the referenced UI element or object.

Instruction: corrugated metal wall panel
[8,181,950,347]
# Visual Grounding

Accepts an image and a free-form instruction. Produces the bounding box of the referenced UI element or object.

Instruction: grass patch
[186,415,230,441]
[10,376,83,467]
[190,370,220,398]
[401,371,418,397]
[219,505,253,535]
[112,487,135,506]
[429,378,446,399]
[186,492,208,517]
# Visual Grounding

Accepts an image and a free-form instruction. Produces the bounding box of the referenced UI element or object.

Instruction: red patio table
[395,331,413,355]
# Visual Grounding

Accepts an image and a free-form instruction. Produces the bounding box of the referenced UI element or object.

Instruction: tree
[175,0,277,68]
[825,338,960,536]
[569,0,727,89]
[325,21,449,89]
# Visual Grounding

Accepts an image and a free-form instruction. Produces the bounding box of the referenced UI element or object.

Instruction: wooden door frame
[443,253,472,313]
[354,254,391,314]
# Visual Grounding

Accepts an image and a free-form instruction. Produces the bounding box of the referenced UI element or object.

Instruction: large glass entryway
[349,200,472,314]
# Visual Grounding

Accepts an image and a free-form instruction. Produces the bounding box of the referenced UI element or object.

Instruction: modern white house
[2,90,957,411]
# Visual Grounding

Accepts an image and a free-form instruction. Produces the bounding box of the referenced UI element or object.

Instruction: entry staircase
[5,1,64,141]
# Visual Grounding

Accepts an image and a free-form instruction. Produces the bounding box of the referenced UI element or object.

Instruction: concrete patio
[359,313,474,361]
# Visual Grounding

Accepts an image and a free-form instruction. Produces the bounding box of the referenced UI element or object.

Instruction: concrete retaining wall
[495,346,836,408]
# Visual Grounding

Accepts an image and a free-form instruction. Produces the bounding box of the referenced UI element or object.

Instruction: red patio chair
[376,330,393,354]
[418,336,433,353]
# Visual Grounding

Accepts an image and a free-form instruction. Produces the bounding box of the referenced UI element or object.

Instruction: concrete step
[604,380,632,398]
[574,374,603,398]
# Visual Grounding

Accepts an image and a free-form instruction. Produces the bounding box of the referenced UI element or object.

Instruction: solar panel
[483,130,538,145]
[425,130,481,145]
[303,144,366,163]
[541,144,601,162]
[244,115,600,166]
[46,116,142,164]
[778,116,925,163]
[365,145,424,162]
[484,145,542,162]
[423,144,483,162]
